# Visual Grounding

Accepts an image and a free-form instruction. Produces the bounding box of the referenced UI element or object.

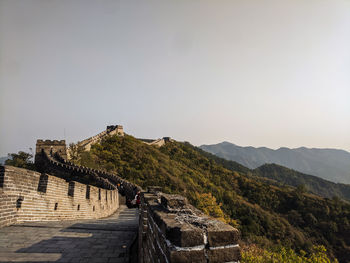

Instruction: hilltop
[200,141,350,184]
[73,134,350,262]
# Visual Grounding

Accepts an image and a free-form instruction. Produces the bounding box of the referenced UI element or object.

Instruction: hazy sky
[0,0,349,156]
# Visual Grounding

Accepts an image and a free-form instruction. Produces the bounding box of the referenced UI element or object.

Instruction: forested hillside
[192,147,350,201]
[74,135,350,263]
[253,164,350,201]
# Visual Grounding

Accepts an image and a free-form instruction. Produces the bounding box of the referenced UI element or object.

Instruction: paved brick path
[0,206,138,263]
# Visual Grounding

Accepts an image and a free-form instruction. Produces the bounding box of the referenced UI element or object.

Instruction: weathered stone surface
[139,190,241,262]
[143,193,158,203]
[207,222,240,247]
[35,139,67,160]
[150,209,205,248]
[207,246,241,263]
[166,225,204,247]
[161,193,188,209]
[147,186,162,194]
[169,250,207,263]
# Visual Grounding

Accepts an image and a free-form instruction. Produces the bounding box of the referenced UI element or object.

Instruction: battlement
[74,124,124,153]
[36,140,66,144]
[35,139,67,162]
[106,125,124,136]
[0,165,119,228]
[107,124,123,131]
[138,189,241,263]
[138,137,173,147]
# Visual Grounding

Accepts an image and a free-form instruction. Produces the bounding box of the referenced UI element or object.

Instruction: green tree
[68,142,85,164]
[241,245,337,263]
[5,150,35,170]
[193,192,226,221]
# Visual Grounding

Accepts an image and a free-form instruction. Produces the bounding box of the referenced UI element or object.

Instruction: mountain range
[200,142,350,184]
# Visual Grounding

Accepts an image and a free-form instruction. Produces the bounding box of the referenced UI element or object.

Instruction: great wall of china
[0,125,241,263]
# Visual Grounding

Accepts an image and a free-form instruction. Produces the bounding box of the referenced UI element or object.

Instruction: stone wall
[35,140,67,160]
[0,165,119,228]
[35,148,141,200]
[138,137,173,148]
[76,125,124,152]
[2,126,241,262]
[138,188,241,263]
[35,149,116,190]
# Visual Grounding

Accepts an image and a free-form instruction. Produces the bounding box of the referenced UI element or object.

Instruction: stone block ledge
[138,188,241,263]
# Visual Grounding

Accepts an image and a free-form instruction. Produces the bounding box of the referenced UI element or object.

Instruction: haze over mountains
[0,156,9,165]
[200,142,350,185]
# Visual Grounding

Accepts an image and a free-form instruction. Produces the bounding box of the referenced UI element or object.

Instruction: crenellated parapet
[138,137,174,147]
[138,188,241,263]
[36,139,67,160]
[0,165,119,228]
[35,140,141,198]
[107,125,124,136]
[75,125,124,153]
[40,150,116,190]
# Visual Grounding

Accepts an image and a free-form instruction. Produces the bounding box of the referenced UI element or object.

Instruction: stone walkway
[0,206,139,263]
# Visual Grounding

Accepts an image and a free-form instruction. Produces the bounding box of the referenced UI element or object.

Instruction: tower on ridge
[106,125,124,136]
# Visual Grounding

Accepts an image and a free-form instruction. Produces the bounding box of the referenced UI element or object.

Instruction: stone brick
[0,165,119,227]
[139,189,241,262]
[163,218,204,247]
[161,194,188,209]
[142,193,158,203]
[207,246,241,263]
[169,250,206,263]
[207,222,240,247]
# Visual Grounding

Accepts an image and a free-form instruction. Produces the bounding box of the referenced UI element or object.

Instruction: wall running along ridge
[35,147,140,199]
[138,137,173,148]
[1,125,241,262]
[0,165,119,228]
[75,125,124,152]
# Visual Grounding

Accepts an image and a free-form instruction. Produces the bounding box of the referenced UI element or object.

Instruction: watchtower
[107,125,124,136]
[35,140,67,160]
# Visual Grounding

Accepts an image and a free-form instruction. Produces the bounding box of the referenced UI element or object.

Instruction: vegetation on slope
[190,147,350,201]
[4,151,35,170]
[253,164,350,201]
[72,135,349,262]
[241,245,337,263]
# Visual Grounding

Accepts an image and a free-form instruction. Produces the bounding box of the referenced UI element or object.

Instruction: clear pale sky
[0,0,349,156]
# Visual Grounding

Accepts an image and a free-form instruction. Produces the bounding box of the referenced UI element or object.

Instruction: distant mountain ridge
[200,142,350,184]
[194,147,350,201]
